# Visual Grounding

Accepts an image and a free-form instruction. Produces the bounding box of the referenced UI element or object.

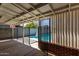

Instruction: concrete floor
[13,37,37,45]
[0,39,47,56]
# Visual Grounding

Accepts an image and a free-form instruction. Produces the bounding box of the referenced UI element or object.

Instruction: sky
[40,19,49,26]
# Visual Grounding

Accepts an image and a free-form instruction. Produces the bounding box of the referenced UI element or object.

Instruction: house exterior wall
[51,9,79,49]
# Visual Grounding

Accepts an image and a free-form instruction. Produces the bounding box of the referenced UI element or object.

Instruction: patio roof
[0,3,78,25]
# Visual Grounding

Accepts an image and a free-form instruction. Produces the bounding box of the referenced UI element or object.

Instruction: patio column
[12,28,14,40]
[29,27,30,46]
[22,23,25,44]
[51,16,53,43]
[10,24,15,40]
[68,3,71,47]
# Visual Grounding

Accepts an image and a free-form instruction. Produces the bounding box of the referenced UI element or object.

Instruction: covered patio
[0,39,47,56]
[0,3,79,56]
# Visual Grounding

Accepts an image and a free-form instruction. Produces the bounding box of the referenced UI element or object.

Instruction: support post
[22,23,25,44]
[12,28,14,40]
[69,3,71,47]
[29,28,30,46]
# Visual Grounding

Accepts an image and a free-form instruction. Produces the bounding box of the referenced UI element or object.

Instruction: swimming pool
[30,33,51,42]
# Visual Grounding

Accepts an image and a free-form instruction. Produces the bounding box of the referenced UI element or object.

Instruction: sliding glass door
[38,18,51,43]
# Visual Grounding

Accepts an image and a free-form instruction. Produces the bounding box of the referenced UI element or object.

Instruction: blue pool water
[30,33,51,42]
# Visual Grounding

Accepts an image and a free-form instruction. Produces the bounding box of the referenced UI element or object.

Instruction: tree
[25,22,37,28]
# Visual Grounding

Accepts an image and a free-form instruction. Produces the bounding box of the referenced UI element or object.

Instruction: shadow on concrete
[0,40,47,56]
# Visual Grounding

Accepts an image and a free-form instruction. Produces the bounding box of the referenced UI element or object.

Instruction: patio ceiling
[0,3,78,25]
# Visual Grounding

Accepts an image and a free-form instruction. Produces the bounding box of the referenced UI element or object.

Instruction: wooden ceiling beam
[18,3,79,24]
[4,3,48,23]
[12,3,38,18]
[29,3,45,17]
[48,4,55,15]
[0,8,15,16]
[1,6,20,14]
[17,11,53,25]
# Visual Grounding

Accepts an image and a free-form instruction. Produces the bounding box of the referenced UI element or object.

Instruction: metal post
[17,27,18,39]
[29,28,30,46]
[10,24,15,40]
[22,23,24,44]
[51,16,53,43]
[69,3,71,47]
[12,28,14,40]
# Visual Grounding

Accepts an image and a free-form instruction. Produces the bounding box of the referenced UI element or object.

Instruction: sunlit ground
[13,37,39,50]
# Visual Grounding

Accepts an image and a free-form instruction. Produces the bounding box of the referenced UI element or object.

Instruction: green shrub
[25,22,37,28]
